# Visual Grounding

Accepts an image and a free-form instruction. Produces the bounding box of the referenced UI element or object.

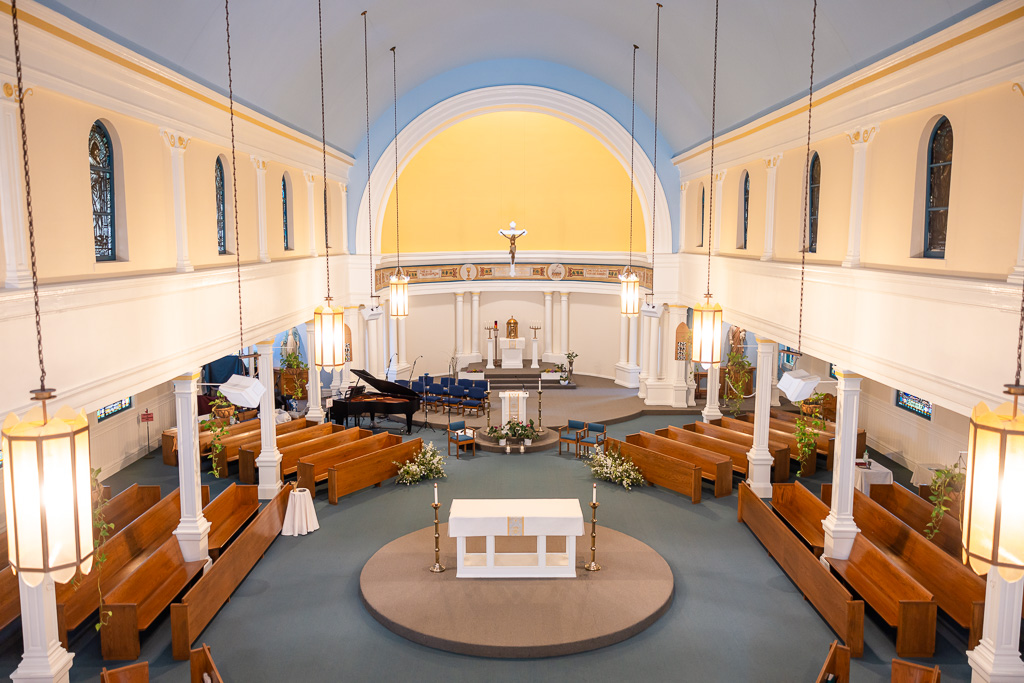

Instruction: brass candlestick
[429,502,445,573]
[529,323,541,339]
[537,389,543,432]
[584,502,601,571]
[485,389,491,429]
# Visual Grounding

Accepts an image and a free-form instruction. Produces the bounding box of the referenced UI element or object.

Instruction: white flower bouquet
[585,445,645,490]
[394,442,448,485]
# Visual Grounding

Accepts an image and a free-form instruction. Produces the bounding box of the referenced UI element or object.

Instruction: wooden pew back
[869,483,960,558]
[163,413,258,465]
[771,408,867,457]
[99,662,149,683]
[237,422,338,460]
[629,431,732,497]
[684,421,792,482]
[297,432,399,495]
[213,419,313,476]
[814,641,850,683]
[191,644,224,683]
[656,425,750,466]
[720,416,816,476]
[328,438,423,504]
[237,424,358,483]
[771,482,829,555]
[604,438,702,503]
[202,484,261,559]
[891,659,941,683]
[100,484,161,542]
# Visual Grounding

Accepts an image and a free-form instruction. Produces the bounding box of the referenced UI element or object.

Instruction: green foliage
[394,442,448,485]
[504,419,537,440]
[926,461,965,539]
[74,468,112,630]
[199,417,227,478]
[586,446,646,491]
[281,349,308,400]
[793,392,828,477]
[486,425,507,440]
[724,349,752,415]
[554,363,568,380]
[209,390,232,410]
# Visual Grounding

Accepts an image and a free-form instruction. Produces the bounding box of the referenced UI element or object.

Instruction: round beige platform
[360,523,674,658]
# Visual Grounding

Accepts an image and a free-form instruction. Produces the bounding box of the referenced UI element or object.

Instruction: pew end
[891,658,941,683]
[815,640,850,683]
[190,643,224,683]
[100,661,149,683]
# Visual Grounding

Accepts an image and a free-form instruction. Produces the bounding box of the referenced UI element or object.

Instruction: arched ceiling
[36,0,996,157]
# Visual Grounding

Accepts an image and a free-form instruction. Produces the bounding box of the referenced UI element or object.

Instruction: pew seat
[327,438,423,504]
[628,431,732,497]
[771,481,829,556]
[203,483,261,560]
[297,432,400,496]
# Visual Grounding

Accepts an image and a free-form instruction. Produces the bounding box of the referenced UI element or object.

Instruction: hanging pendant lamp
[691,0,724,366]
[620,44,641,318]
[641,3,663,319]
[361,10,383,322]
[388,46,409,319]
[2,0,94,587]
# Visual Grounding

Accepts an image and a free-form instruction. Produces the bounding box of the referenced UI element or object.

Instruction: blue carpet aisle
[0,414,974,682]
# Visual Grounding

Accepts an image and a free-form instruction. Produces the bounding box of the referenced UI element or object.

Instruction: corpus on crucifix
[498,221,528,276]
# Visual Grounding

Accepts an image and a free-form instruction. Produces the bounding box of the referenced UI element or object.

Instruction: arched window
[698,185,705,247]
[282,175,291,251]
[807,152,821,253]
[925,117,952,259]
[741,171,750,249]
[89,121,115,261]
[215,158,227,255]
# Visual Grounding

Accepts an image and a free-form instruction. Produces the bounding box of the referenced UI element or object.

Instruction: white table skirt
[911,463,945,488]
[854,461,894,496]
[449,499,584,537]
[282,487,319,536]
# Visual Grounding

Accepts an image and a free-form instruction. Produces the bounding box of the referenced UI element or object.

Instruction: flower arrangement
[554,363,569,382]
[586,445,645,490]
[486,425,507,441]
[394,442,448,485]
[503,419,538,441]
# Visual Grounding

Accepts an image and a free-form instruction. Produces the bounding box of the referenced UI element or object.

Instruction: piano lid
[351,369,419,399]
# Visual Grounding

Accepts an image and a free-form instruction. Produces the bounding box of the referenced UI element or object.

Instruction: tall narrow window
[741,171,750,249]
[215,158,227,255]
[282,176,291,251]
[698,186,705,247]
[807,152,820,253]
[89,121,115,261]
[925,117,952,258]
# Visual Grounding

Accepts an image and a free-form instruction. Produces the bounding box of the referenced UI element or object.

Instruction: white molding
[375,250,647,266]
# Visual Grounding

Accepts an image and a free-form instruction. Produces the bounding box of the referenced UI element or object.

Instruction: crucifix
[498,221,528,276]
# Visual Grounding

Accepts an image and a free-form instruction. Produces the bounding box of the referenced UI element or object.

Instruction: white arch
[355,85,672,263]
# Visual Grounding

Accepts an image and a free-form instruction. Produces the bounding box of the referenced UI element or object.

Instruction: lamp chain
[1016,263,1024,387]
[10,0,47,394]
[225,0,244,355]
[392,46,400,272]
[363,11,374,299]
[318,0,330,299]
[706,0,718,300]
[650,4,661,267]
[628,44,638,273]
[797,0,818,354]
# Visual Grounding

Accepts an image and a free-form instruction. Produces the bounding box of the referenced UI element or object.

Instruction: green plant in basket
[793,391,827,477]
[926,460,965,539]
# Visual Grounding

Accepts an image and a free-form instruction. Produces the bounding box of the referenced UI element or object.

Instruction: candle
[592,483,597,504]
[434,482,438,505]
[538,379,542,391]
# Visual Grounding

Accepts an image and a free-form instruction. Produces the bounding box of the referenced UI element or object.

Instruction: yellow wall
[379,111,642,253]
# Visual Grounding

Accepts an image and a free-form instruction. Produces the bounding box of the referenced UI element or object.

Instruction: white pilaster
[746,339,777,497]
[1009,187,1024,284]
[842,125,878,268]
[0,87,31,288]
[628,315,639,368]
[171,371,211,564]
[559,293,570,358]
[398,317,408,374]
[454,292,465,362]
[761,155,781,262]
[822,371,863,561]
[255,339,282,500]
[770,344,781,406]
[10,575,73,683]
[470,292,481,362]
[616,313,641,389]
[304,320,325,423]
[638,315,650,398]
[338,183,348,254]
[542,292,557,362]
[711,170,726,256]
[303,171,318,257]
[161,130,193,273]
[702,362,723,421]
[250,156,270,263]
[648,312,661,381]
[678,182,689,250]
[367,316,380,378]
[386,308,398,380]
[968,571,1024,683]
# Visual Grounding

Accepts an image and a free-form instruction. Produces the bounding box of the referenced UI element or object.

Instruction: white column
[678,181,689,250]
[385,307,397,380]
[770,344,781,406]
[628,315,639,368]
[0,86,31,288]
[746,339,776,497]
[968,571,1024,683]
[470,292,481,360]
[171,370,211,563]
[842,125,877,268]
[702,362,723,421]
[304,320,325,422]
[1009,184,1024,283]
[160,130,193,273]
[559,292,569,357]
[618,314,629,364]
[761,155,781,262]
[303,171,318,257]
[637,315,649,398]
[338,183,348,254]
[542,292,555,362]
[454,292,465,361]
[711,170,726,256]
[367,316,380,378]
[255,338,282,499]
[10,575,73,683]
[648,313,661,381]
[398,317,408,371]
[822,371,863,561]
[250,155,270,263]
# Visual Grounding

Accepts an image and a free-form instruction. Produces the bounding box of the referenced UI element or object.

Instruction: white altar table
[448,499,584,578]
[499,337,525,369]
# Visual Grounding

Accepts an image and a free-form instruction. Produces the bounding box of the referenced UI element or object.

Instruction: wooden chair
[447,420,476,458]
[191,643,224,682]
[814,641,850,683]
[559,420,586,455]
[578,423,607,458]
[425,383,446,413]
[100,662,149,683]
[891,659,940,683]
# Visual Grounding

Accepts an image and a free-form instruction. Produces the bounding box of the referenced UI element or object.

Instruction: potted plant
[723,350,751,415]
[565,350,579,382]
[520,419,538,446]
[209,391,235,419]
[925,458,965,539]
[793,392,827,477]
[554,363,569,385]
[505,419,523,442]
[279,347,308,400]
[487,425,507,446]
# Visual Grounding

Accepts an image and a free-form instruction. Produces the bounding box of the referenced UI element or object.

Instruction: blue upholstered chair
[411,380,424,395]
[395,379,410,388]
[440,377,453,388]
[578,423,607,458]
[472,379,488,391]
[462,387,486,417]
[457,378,473,389]
[447,419,476,458]
[425,383,445,412]
[443,385,465,414]
[558,420,586,456]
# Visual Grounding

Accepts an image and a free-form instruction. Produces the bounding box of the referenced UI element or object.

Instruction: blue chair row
[558,421,607,458]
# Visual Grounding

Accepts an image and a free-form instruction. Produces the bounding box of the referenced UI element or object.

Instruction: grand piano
[329,369,421,434]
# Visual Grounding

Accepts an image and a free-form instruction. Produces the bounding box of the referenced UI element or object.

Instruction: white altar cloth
[498,390,529,425]
[281,487,319,536]
[499,338,525,369]
[448,498,583,578]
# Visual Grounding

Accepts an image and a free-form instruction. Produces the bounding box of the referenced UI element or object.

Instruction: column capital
[173,370,201,383]
[159,128,190,150]
[256,337,276,348]
[763,153,782,169]
[712,169,727,183]
[250,155,267,172]
[560,291,570,299]
[835,369,864,381]
[471,291,481,298]
[303,170,316,183]
[755,336,776,346]
[1,80,33,104]
[340,182,348,193]
[680,181,689,192]
[544,291,553,297]
[844,124,880,146]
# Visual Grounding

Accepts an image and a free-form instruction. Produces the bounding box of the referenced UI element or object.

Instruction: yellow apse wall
[379,111,643,253]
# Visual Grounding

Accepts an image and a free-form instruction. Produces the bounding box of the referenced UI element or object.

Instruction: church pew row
[814,641,850,683]
[100,662,148,683]
[328,438,423,504]
[228,421,337,480]
[772,481,829,557]
[171,486,290,660]
[604,438,701,504]
[717,416,816,476]
[682,421,792,483]
[296,432,400,497]
[736,482,864,657]
[627,431,732,497]
[238,426,370,485]
[162,410,258,466]
[191,643,225,683]
[739,413,836,470]
[822,484,985,649]
[660,423,789,484]
[202,484,261,561]
[891,659,942,683]
[212,418,313,477]
[769,409,867,470]
[869,483,961,559]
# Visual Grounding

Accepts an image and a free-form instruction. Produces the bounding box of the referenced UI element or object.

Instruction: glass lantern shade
[313,299,345,370]
[691,298,723,366]
[2,405,94,587]
[620,270,640,317]
[389,271,409,318]
[962,400,1024,582]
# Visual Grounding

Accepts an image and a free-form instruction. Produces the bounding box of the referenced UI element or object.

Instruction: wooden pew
[823,483,985,649]
[162,411,257,465]
[770,408,867,469]
[100,484,162,542]
[211,418,312,477]
[869,483,960,559]
[825,533,936,658]
[683,421,792,482]
[604,438,702,504]
[238,426,368,485]
[328,438,424,504]
[100,662,149,683]
[737,482,864,656]
[171,487,290,660]
[191,643,224,683]
[202,484,260,560]
[739,413,836,470]
[771,481,829,557]
[628,431,732,497]
[296,432,399,497]
[814,641,850,683]
[719,416,816,476]
[891,659,941,683]
[102,535,207,660]
[235,422,342,483]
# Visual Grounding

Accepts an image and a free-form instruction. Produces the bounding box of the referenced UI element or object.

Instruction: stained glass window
[676,341,687,361]
[829,363,837,380]
[97,397,132,422]
[925,117,952,259]
[215,158,227,255]
[807,152,820,254]
[741,172,749,249]
[282,176,291,251]
[89,121,115,261]
[698,186,705,247]
[344,342,352,363]
[896,390,932,420]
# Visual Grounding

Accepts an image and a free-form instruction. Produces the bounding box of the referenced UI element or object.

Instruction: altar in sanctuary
[499,337,525,368]
[498,389,528,424]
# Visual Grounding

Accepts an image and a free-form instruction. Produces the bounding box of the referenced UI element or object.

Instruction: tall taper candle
[434,482,438,505]
[592,483,597,504]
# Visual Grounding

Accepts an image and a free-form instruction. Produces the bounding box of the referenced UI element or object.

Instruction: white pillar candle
[538,379,542,391]
[434,483,438,505]
[592,483,597,504]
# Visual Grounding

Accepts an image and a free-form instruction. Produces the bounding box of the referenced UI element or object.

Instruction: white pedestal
[500,338,525,369]
[531,338,539,369]
[499,390,529,424]
[486,333,496,369]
